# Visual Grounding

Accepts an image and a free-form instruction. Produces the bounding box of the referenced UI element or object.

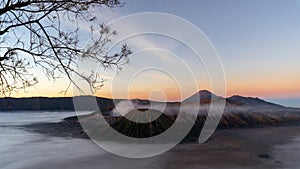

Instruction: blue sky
[13,0,300,107]
[97,0,300,106]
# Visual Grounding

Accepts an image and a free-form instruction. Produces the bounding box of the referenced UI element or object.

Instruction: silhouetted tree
[0,0,131,95]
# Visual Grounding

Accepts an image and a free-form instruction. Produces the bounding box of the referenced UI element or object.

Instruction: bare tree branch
[0,0,131,96]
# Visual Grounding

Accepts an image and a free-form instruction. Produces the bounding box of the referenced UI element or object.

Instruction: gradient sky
[11,0,300,107]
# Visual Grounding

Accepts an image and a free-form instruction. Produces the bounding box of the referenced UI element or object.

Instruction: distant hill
[0,97,74,111]
[0,97,115,112]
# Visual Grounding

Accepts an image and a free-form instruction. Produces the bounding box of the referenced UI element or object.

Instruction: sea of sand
[33,125,300,169]
[1,111,300,169]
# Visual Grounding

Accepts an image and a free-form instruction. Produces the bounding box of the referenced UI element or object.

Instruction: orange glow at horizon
[7,85,300,100]
[6,73,300,100]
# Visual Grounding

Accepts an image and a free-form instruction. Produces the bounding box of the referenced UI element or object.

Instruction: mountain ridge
[0,90,296,111]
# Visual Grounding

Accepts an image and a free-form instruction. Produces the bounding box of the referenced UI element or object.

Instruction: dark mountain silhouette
[0,90,295,112]
[183,90,283,107]
[0,96,115,112]
[198,90,219,100]
[0,97,74,111]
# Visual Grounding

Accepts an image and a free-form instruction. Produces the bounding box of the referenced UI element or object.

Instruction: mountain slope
[227,95,283,107]
[183,90,222,104]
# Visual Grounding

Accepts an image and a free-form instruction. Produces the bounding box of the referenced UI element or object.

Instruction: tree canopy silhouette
[0,0,131,95]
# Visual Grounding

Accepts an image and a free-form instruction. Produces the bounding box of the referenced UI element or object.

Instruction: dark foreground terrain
[23,114,300,169]
[23,96,300,142]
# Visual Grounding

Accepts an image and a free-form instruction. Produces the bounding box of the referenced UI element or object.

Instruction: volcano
[109,109,174,138]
